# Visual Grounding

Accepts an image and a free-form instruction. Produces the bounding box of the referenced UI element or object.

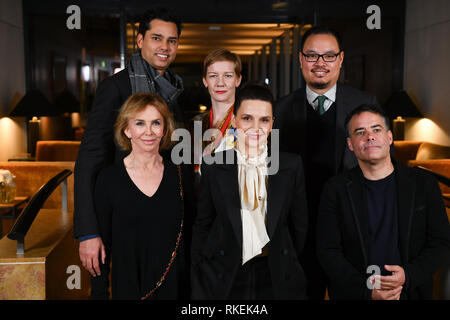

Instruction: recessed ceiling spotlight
[272,1,288,10]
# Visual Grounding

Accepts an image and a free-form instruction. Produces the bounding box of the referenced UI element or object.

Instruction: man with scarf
[74,8,184,280]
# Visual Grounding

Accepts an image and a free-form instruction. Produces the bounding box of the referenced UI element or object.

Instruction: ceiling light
[272,1,288,10]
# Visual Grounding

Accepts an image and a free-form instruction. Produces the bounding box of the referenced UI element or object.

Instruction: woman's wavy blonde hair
[114,92,175,152]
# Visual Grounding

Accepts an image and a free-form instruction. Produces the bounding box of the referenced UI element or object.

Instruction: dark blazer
[74,69,131,238]
[191,149,308,299]
[273,83,378,174]
[316,162,450,299]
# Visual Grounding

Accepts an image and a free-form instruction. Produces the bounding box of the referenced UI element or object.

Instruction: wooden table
[0,196,29,238]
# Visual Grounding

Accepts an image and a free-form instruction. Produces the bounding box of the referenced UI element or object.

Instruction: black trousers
[301,242,328,300]
[228,256,274,300]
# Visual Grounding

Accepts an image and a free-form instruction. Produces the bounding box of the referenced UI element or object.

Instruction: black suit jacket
[191,149,308,299]
[316,162,450,299]
[74,69,131,238]
[273,83,378,174]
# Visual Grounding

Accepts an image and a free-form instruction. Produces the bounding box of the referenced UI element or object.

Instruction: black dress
[91,153,191,300]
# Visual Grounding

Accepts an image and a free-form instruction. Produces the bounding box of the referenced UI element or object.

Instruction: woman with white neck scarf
[191,83,308,300]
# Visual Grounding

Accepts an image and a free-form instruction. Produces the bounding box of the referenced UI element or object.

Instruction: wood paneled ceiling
[127,22,306,64]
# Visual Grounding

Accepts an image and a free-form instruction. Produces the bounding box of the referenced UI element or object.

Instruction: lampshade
[383,90,423,119]
[54,90,80,114]
[9,90,57,117]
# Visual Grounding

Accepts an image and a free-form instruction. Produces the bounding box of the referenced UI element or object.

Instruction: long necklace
[140,165,184,300]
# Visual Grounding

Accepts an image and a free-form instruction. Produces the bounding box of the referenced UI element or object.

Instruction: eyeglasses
[301,52,341,62]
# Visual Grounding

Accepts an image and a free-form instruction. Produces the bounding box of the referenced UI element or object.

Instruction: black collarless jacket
[316,162,450,299]
[273,83,378,174]
[191,150,308,300]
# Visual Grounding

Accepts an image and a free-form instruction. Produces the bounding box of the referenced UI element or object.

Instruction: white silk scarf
[235,145,270,265]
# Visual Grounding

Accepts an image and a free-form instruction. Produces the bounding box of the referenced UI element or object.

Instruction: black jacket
[74,69,131,238]
[191,149,308,299]
[273,83,378,174]
[316,162,450,299]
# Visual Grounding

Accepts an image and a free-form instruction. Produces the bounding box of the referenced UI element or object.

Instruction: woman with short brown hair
[192,84,308,300]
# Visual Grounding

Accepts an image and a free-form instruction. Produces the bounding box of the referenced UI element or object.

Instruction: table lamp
[383,90,423,140]
[9,90,57,156]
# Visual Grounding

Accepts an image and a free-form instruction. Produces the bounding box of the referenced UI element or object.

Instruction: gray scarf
[127,50,184,109]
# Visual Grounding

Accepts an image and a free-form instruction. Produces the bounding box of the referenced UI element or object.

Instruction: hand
[372,286,403,300]
[79,237,106,277]
[378,265,406,290]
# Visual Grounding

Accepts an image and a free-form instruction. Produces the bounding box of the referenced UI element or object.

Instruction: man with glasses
[273,26,378,300]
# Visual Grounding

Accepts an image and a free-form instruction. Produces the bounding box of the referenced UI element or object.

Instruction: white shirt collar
[305,84,337,111]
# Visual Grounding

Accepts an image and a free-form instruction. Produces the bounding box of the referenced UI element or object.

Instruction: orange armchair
[35,140,81,161]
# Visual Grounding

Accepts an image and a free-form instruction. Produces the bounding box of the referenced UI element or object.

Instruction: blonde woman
[91,92,193,300]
